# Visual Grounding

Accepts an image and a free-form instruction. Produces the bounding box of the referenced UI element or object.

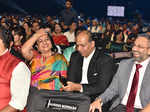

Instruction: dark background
[0,0,150,20]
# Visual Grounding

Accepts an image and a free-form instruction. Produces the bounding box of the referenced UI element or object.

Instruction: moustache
[132,50,140,54]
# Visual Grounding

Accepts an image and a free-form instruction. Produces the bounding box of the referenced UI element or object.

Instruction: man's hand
[62,81,82,92]
[89,98,102,112]
[140,103,150,112]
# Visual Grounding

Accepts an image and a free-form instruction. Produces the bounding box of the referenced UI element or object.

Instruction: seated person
[52,23,69,48]
[0,27,31,111]
[62,30,117,111]
[22,28,68,90]
[90,33,150,112]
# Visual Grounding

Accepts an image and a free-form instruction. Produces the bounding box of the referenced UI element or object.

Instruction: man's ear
[91,41,95,48]
[148,48,150,55]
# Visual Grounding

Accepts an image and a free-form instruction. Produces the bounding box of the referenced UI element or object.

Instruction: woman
[11,26,26,62]
[22,22,32,39]
[52,23,69,46]
[12,26,26,53]
[22,28,68,90]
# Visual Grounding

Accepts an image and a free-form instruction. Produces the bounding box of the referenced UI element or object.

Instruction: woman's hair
[0,26,13,48]
[12,26,26,44]
[47,32,58,53]
[113,30,124,42]
[23,22,32,28]
[34,32,58,53]
[53,23,63,33]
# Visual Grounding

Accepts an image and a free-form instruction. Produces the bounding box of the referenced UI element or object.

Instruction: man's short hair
[137,33,150,47]
[0,26,13,48]
[77,30,93,42]
[138,33,150,40]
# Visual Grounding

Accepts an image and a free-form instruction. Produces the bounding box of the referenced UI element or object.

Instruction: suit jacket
[100,58,150,109]
[67,48,117,101]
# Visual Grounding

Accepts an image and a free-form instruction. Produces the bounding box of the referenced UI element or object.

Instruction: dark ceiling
[0,0,150,20]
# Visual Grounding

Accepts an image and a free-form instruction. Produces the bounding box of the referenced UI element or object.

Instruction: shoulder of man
[117,58,134,68]
[119,58,134,64]
[71,51,81,57]
[95,49,112,61]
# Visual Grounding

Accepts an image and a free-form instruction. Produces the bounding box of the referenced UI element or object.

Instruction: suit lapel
[141,61,150,87]
[140,60,150,106]
[78,54,83,82]
[121,59,134,98]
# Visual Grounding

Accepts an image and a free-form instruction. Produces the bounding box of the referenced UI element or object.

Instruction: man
[90,33,150,112]
[63,28,84,62]
[59,0,78,27]
[0,27,31,112]
[63,30,117,111]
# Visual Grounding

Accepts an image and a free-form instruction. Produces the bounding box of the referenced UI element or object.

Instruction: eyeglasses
[132,44,150,49]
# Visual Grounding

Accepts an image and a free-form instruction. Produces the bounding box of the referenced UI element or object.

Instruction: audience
[1,13,150,111]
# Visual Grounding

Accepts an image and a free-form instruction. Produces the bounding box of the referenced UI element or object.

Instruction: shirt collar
[84,48,96,60]
[135,57,150,66]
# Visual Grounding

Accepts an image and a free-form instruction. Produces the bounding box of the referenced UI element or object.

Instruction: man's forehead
[136,36,148,42]
[135,37,149,45]
[77,34,89,42]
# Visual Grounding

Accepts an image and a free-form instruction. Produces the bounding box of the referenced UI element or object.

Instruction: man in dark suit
[63,30,117,110]
[90,33,150,112]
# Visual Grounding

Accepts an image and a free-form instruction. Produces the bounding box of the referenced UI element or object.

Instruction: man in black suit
[63,30,117,107]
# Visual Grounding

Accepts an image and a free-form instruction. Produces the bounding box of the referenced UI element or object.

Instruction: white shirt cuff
[80,85,83,92]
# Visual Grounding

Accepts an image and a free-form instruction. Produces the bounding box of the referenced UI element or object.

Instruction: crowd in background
[1,0,150,111]
[1,13,150,63]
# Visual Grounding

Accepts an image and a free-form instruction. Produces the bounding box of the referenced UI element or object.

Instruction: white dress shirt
[121,57,150,109]
[80,49,95,84]
[64,31,75,42]
[1,49,31,110]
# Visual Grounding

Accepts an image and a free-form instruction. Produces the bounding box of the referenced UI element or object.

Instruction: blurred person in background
[11,26,27,62]
[64,21,77,45]
[59,0,78,28]
[52,23,69,47]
